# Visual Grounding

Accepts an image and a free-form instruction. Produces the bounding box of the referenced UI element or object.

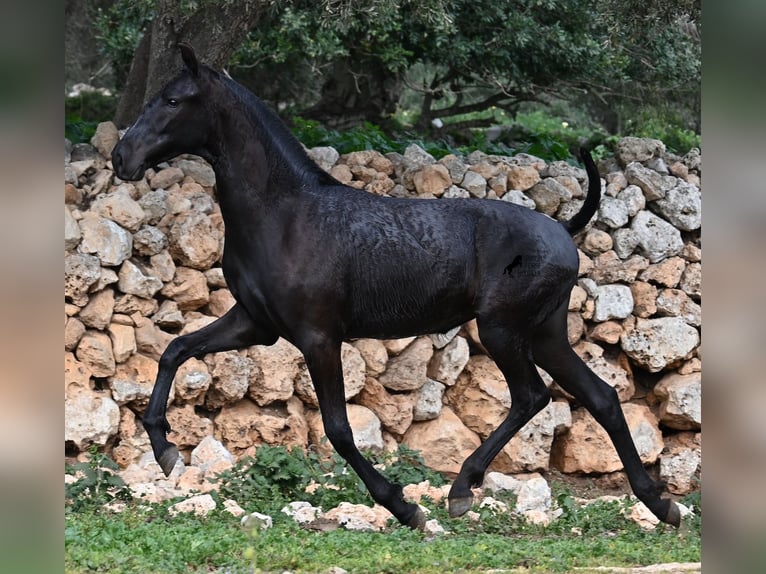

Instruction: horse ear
[178,43,199,77]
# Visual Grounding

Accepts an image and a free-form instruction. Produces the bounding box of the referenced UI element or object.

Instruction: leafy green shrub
[213,443,447,514]
[65,446,133,512]
[65,91,118,143]
[625,110,701,154]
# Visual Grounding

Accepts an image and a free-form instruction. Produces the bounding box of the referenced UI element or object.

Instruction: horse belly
[345,263,474,339]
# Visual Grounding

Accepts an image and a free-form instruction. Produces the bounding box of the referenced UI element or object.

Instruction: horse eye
[167,98,179,108]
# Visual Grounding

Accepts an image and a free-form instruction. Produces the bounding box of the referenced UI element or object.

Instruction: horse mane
[213,70,338,187]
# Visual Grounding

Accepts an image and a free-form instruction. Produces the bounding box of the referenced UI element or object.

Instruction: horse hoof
[664,500,681,528]
[406,507,427,530]
[158,445,179,477]
[448,496,473,518]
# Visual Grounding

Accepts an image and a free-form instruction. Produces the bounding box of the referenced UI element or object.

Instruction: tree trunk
[114,0,266,127]
[65,0,114,90]
[301,59,403,130]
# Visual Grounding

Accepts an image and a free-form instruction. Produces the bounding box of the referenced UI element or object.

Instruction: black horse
[112,45,680,529]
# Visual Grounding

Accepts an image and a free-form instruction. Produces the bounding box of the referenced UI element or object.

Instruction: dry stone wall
[65,124,701,497]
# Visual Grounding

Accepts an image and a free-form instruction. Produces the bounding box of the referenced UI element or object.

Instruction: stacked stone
[65,124,700,499]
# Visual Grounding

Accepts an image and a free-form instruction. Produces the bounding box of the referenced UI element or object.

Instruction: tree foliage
[83,0,700,136]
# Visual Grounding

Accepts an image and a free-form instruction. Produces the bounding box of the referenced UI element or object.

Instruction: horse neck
[205,79,324,203]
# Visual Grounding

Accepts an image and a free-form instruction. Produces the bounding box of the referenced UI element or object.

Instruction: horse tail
[561,148,601,236]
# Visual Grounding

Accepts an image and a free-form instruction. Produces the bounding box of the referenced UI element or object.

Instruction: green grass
[65,492,700,574]
[65,446,700,573]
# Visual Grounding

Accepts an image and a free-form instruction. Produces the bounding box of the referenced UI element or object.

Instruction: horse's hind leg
[448,321,551,517]
[143,303,277,476]
[531,303,681,527]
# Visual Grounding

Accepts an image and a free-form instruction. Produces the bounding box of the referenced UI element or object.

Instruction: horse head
[112,44,213,181]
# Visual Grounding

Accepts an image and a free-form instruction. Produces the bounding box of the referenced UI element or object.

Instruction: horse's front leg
[143,303,277,475]
[302,334,426,529]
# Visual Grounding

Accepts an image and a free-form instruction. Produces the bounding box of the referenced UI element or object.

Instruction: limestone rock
[78,288,114,330]
[573,342,635,403]
[501,189,536,209]
[402,406,481,476]
[65,387,120,449]
[504,164,540,191]
[426,335,469,386]
[190,435,235,474]
[589,251,649,284]
[651,181,701,231]
[582,229,613,255]
[248,338,303,406]
[446,355,510,438]
[133,315,174,361]
[108,322,137,363]
[307,146,340,172]
[216,398,308,457]
[79,213,133,266]
[617,185,646,216]
[109,353,161,409]
[616,137,665,165]
[655,288,702,326]
[161,267,210,310]
[552,403,664,474]
[169,494,216,517]
[620,317,699,372]
[679,262,701,298]
[483,472,552,514]
[346,404,384,451]
[167,211,223,270]
[167,404,215,451]
[241,511,273,530]
[132,225,167,256]
[65,206,81,250]
[527,179,568,216]
[598,196,630,229]
[173,357,211,404]
[492,403,558,473]
[137,189,168,225]
[414,164,452,196]
[152,300,185,329]
[356,377,415,435]
[659,432,701,494]
[149,166,184,190]
[630,281,658,318]
[412,379,445,422]
[630,210,684,263]
[625,162,665,201]
[351,339,389,376]
[205,350,253,409]
[653,372,701,430]
[439,154,468,184]
[64,352,92,394]
[322,502,392,531]
[117,260,163,299]
[65,317,86,351]
[639,256,686,288]
[379,337,433,392]
[593,284,634,322]
[92,186,146,232]
[90,121,120,158]
[76,330,116,377]
[174,158,216,187]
